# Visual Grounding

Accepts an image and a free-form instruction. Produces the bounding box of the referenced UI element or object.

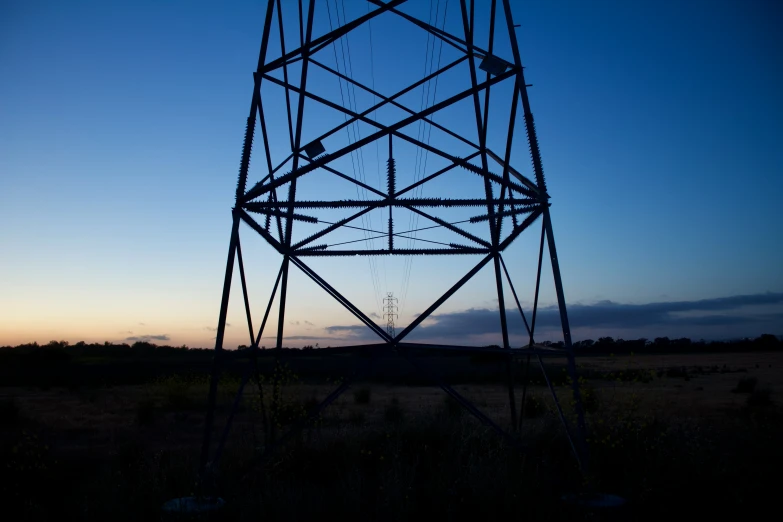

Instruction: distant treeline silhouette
[0,335,780,389]
[561,334,781,354]
[0,334,781,361]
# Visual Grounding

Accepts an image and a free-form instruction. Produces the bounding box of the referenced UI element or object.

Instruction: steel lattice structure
[199,0,589,483]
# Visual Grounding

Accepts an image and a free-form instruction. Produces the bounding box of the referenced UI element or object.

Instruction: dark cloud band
[322,292,783,341]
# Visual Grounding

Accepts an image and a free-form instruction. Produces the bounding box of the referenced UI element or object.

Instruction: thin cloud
[324,325,369,336]
[205,323,231,332]
[125,334,170,342]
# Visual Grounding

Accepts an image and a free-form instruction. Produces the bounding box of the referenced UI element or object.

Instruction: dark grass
[3,394,782,522]
[521,394,548,419]
[3,349,783,522]
[0,396,20,426]
[353,387,372,405]
[733,376,758,393]
[383,397,405,424]
[136,397,155,426]
[746,387,773,409]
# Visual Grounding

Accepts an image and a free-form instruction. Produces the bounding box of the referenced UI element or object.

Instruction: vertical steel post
[236,237,255,345]
[271,254,290,443]
[276,0,296,152]
[501,0,588,466]
[493,255,517,429]
[519,222,546,430]
[274,256,290,352]
[199,212,240,478]
[459,0,498,248]
[200,0,276,476]
[543,210,589,469]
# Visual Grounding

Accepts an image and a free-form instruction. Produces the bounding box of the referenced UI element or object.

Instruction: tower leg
[270,255,291,443]
[198,0,276,484]
[543,209,589,472]
[493,254,518,429]
[520,221,546,430]
[199,212,241,482]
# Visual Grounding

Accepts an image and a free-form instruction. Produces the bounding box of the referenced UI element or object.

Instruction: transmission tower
[199,0,590,486]
[383,292,398,338]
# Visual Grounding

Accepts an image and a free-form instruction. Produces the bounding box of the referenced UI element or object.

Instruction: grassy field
[1,351,782,521]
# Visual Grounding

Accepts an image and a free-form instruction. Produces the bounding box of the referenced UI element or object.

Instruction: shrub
[114,439,145,473]
[746,388,772,409]
[442,395,464,420]
[0,396,20,426]
[266,361,303,428]
[275,400,307,425]
[384,397,405,423]
[348,411,366,425]
[666,367,689,380]
[522,394,547,419]
[732,376,758,394]
[136,398,155,426]
[580,383,600,414]
[303,395,320,414]
[353,387,372,405]
[156,375,193,409]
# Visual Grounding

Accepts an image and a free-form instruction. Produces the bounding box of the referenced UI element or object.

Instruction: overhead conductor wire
[366,0,389,299]
[337,0,385,317]
[400,0,449,318]
[326,0,385,318]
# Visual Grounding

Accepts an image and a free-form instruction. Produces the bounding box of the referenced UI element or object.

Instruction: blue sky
[1,0,781,347]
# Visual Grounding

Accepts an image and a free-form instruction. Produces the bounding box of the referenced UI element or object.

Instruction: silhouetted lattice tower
[383,292,398,338]
[199,0,590,484]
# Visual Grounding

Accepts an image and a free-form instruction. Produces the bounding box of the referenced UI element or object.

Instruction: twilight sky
[1,0,782,348]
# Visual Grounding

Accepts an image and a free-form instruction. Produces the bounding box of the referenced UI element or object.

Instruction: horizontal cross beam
[294,248,490,256]
[261,0,407,73]
[245,197,536,210]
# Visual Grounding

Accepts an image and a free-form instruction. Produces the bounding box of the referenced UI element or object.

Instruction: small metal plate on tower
[303,139,326,159]
[479,54,509,76]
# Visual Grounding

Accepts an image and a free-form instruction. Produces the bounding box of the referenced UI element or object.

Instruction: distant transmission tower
[199,0,590,485]
[383,292,398,338]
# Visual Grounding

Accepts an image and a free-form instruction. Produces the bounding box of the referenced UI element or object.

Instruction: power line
[337,0,385,318]
[326,0,384,318]
[366,0,389,298]
[400,0,450,315]
[399,0,437,317]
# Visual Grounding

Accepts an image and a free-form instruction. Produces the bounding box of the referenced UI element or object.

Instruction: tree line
[0,334,780,361]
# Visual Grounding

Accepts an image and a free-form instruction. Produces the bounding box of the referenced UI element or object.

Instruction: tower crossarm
[245,198,535,210]
[241,68,516,203]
